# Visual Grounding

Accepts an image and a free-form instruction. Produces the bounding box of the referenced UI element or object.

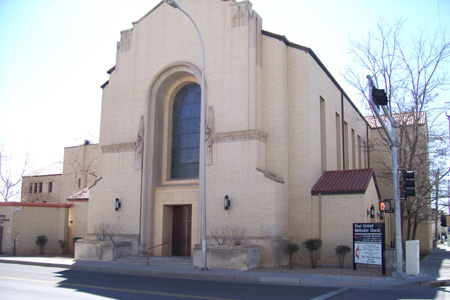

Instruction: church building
[83,0,381,267]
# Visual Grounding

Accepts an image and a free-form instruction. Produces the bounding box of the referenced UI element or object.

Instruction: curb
[0,258,439,289]
[0,259,72,269]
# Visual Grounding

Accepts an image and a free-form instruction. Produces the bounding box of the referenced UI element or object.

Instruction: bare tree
[343,18,450,240]
[0,151,28,202]
[92,223,116,242]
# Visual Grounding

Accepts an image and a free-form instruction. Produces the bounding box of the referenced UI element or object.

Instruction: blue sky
[0,0,449,191]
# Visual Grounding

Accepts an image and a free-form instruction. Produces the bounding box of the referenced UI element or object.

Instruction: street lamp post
[367,75,404,277]
[164,0,207,270]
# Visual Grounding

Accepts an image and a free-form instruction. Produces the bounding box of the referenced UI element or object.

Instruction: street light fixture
[164,0,207,270]
[165,0,178,8]
[367,75,404,278]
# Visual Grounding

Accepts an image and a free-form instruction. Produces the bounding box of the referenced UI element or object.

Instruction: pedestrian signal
[379,200,392,213]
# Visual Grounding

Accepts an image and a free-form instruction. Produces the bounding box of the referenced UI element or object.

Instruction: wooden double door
[172,205,192,256]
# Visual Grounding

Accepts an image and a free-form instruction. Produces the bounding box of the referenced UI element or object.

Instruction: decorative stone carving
[232,2,252,27]
[135,116,144,170]
[117,29,132,53]
[102,143,135,154]
[212,130,267,144]
[206,106,214,165]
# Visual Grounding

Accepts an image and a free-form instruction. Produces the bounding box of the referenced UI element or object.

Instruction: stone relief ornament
[135,116,144,170]
[206,106,214,165]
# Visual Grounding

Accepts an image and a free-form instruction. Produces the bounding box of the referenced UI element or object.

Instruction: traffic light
[402,170,415,197]
[372,88,388,105]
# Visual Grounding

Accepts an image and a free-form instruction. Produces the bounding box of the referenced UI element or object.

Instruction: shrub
[58,240,67,255]
[335,245,351,268]
[210,226,229,245]
[285,243,300,269]
[92,223,116,241]
[210,226,247,246]
[35,235,48,255]
[229,226,246,246]
[303,238,322,268]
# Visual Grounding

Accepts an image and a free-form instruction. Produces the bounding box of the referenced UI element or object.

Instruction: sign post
[353,223,386,275]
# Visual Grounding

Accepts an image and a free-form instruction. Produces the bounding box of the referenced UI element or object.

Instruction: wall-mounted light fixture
[224,195,230,210]
[115,198,121,211]
[367,204,375,218]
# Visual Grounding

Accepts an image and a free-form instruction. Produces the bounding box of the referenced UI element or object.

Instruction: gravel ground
[252,264,392,277]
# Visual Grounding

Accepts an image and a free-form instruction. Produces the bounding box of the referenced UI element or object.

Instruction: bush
[229,226,246,246]
[210,226,229,245]
[285,243,300,269]
[303,238,322,268]
[92,223,116,241]
[335,245,351,268]
[58,240,67,255]
[210,226,247,246]
[35,235,48,255]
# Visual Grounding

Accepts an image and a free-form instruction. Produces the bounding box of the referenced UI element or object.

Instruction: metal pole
[448,115,450,215]
[165,0,207,270]
[366,75,404,277]
[390,123,404,277]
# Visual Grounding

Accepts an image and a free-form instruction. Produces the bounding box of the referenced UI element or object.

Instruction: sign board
[353,223,385,275]
[0,214,9,224]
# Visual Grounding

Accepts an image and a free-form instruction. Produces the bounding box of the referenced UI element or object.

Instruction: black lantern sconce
[367,204,375,218]
[224,195,230,210]
[115,198,121,211]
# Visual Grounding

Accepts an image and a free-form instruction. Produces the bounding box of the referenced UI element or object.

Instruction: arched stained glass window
[171,83,201,179]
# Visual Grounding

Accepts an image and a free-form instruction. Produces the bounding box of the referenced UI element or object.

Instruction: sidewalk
[1,244,449,289]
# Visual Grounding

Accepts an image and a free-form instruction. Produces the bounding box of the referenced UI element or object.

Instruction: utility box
[406,240,420,276]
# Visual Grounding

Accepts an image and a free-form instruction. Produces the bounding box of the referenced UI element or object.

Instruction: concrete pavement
[1,244,449,289]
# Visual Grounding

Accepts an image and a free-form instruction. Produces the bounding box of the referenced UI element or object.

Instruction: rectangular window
[363,141,368,167]
[48,182,53,193]
[78,178,81,189]
[351,129,356,169]
[336,113,342,170]
[29,183,33,193]
[34,183,38,193]
[358,135,362,169]
[344,121,349,170]
[38,182,43,193]
[320,97,327,172]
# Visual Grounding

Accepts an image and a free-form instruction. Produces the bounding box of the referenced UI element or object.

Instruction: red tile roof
[311,169,379,196]
[67,187,89,201]
[0,202,72,208]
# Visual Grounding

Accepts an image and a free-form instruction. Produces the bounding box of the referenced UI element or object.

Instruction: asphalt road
[0,263,448,300]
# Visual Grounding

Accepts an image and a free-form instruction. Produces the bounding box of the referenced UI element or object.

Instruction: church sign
[353,223,385,275]
[0,215,10,223]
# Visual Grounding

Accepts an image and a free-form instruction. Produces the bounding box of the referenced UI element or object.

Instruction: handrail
[146,242,170,265]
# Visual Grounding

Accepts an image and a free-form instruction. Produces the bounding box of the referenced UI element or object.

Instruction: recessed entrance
[172,205,192,256]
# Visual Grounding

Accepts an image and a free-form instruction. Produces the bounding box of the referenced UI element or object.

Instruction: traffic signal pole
[366,75,404,277]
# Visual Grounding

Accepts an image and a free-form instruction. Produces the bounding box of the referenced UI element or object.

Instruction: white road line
[310,288,350,300]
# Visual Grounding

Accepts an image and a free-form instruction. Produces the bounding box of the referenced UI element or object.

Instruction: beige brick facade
[16,144,101,254]
[0,203,71,255]
[86,0,377,266]
[11,0,430,267]
[369,118,433,253]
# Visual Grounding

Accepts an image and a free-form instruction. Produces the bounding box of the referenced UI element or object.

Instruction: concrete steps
[115,256,193,267]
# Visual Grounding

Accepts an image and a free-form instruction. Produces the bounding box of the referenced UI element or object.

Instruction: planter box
[74,240,131,261]
[193,245,260,270]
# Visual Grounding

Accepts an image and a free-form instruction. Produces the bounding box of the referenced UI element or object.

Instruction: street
[0,263,448,300]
